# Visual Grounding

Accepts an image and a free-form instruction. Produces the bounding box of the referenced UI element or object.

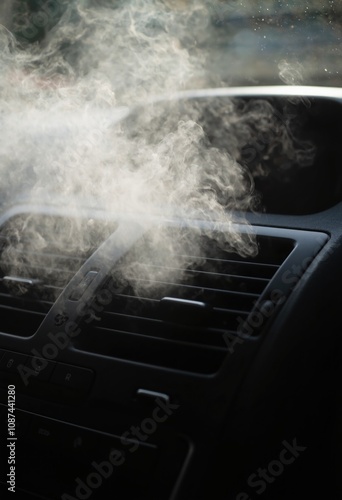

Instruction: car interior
[0,1,342,500]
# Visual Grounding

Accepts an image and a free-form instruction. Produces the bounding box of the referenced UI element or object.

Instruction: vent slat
[103,301,252,318]
[124,273,269,295]
[0,304,46,316]
[108,288,259,313]
[0,292,54,312]
[0,262,76,280]
[168,251,286,266]
[6,248,85,263]
[76,327,227,374]
[136,263,277,280]
[97,310,246,345]
[93,324,228,350]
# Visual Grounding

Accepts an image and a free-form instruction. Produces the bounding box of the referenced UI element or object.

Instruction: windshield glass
[0,0,341,91]
[0,1,341,221]
[206,0,341,87]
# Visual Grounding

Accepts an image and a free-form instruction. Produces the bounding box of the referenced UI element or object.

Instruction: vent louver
[0,214,115,337]
[79,230,295,374]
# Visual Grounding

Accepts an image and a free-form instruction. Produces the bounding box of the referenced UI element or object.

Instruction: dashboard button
[29,417,61,447]
[0,352,28,374]
[24,357,56,382]
[50,363,94,392]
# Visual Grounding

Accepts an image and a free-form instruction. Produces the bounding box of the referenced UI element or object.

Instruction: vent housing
[0,214,115,337]
[77,229,295,374]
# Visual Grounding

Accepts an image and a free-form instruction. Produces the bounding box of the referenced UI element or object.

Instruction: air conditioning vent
[78,229,295,374]
[0,214,115,337]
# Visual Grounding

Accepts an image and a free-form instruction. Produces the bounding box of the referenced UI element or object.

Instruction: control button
[58,426,94,453]
[29,418,60,447]
[69,271,98,301]
[136,389,170,405]
[50,363,94,391]
[0,352,28,374]
[24,357,56,382]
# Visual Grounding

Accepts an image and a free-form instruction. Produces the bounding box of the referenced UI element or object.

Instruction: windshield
[0,0,341,91]
[206,0,341,87]
[0,1,341,221]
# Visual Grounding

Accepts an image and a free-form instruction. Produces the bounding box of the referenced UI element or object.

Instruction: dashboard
[0,86,342,500]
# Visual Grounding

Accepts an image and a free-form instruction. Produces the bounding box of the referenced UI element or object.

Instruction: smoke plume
[0,1,313,295]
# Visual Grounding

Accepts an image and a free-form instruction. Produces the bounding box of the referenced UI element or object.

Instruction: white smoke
[0,1,313,291]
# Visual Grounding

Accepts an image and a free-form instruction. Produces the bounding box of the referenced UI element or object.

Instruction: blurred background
[0,0,341,89]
